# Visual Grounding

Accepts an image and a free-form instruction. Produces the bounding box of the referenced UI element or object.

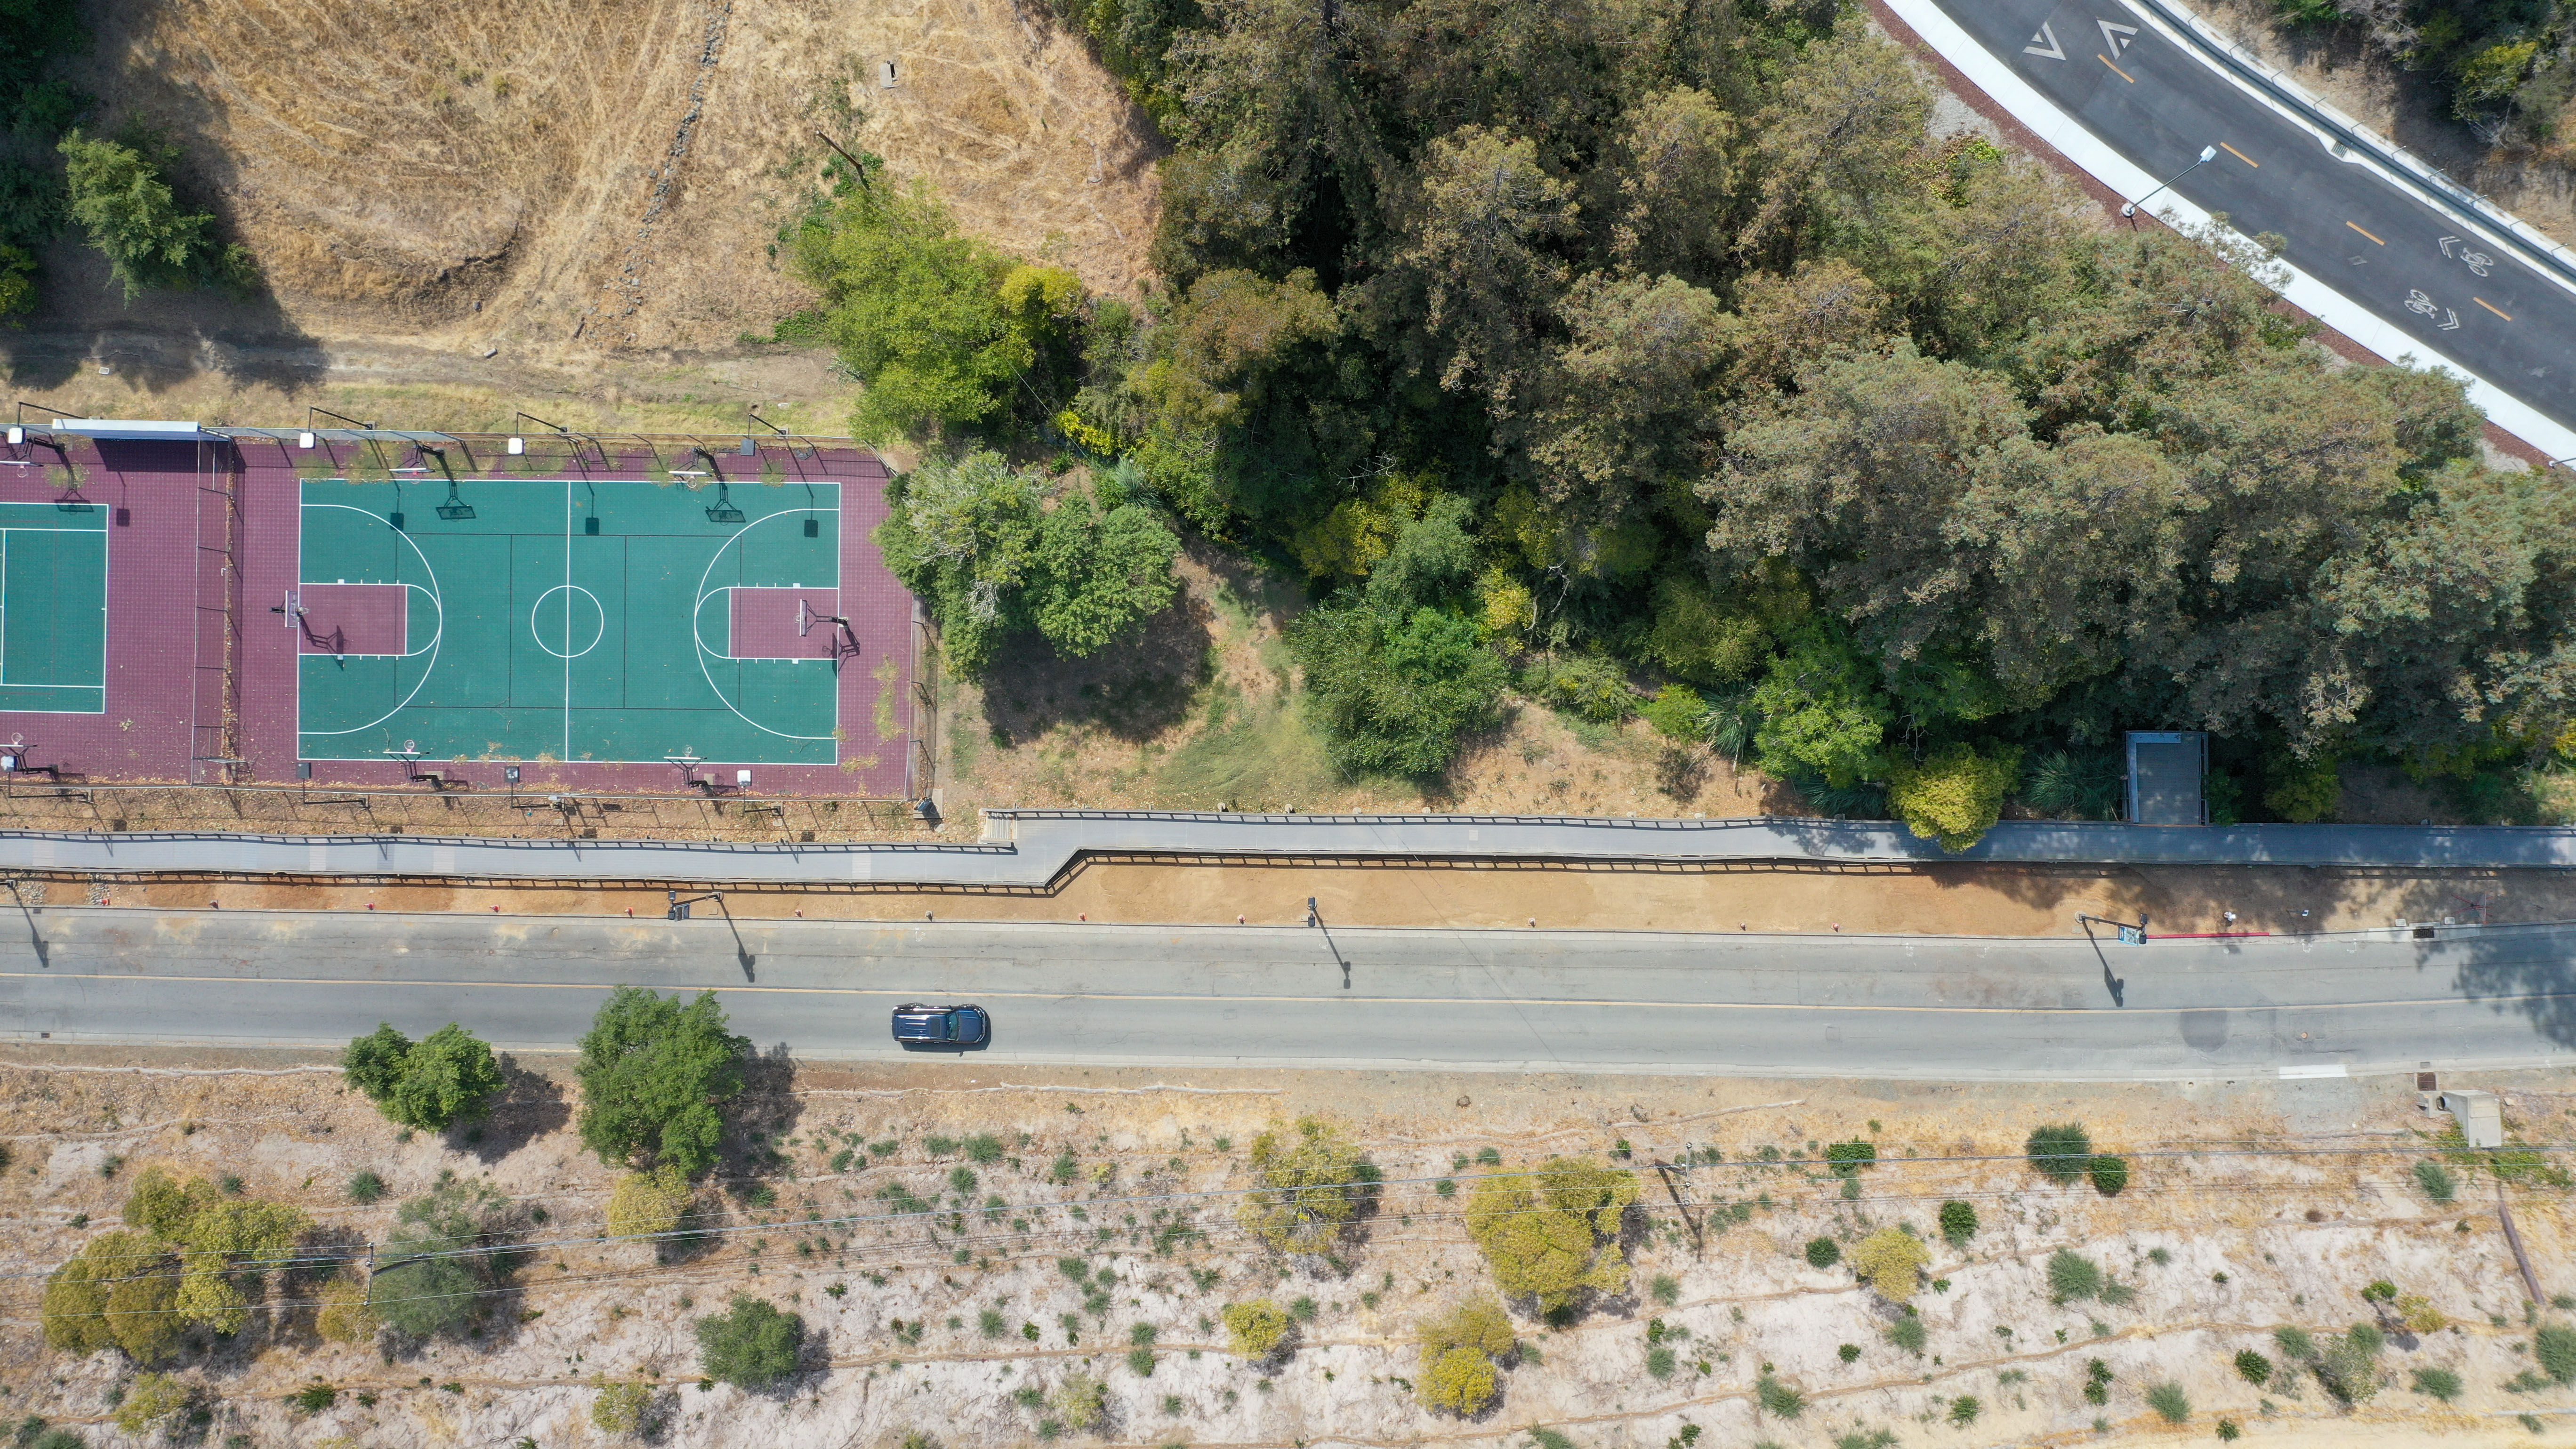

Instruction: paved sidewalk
[0,811,2571,885]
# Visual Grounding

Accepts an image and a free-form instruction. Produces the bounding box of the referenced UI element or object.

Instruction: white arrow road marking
[2025,22,2066,59]
[2440,235,2459,257]
[2099,18,2139,52]
[2440,309,2461,330]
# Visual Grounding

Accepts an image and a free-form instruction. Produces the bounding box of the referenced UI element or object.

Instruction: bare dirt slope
[7,0,1158,423]
[1,1049,2568,1448]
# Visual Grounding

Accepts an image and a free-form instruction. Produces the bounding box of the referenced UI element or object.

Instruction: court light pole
[2122,145,2218,218]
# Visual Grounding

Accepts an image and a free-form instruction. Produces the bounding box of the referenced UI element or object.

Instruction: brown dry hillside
[8,0,1157,418]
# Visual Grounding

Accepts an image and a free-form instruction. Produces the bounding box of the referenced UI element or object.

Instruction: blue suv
[891,1002,990,1047]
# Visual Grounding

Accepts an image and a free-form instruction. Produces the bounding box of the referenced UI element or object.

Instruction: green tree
[575,987,748,1175]
[790,180,1063,442]
[119,1167,309,1335]
[877,450,1181,674]
[342,1022,414,1101]
[58,128,252,298]
[1239,1117,1378,1252]
[40,1231,181,1364]
[344,1022,504,1132]
[696,1295,805,1389]
[371,1172,515,1340]
[1464,1158,1640,1313]
[1749,631,1891,788]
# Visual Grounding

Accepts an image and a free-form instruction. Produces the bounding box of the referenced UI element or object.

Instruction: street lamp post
[2122,145,2219,218]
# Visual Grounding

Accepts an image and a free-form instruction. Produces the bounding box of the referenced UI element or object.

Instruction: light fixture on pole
[2123,145,2218,218]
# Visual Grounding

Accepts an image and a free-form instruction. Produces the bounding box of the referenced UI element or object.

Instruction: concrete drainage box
[2126,730,2208,826]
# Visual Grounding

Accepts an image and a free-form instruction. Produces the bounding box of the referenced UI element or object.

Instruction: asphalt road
[1930,0,2576,433]
[2,909,2571,1080]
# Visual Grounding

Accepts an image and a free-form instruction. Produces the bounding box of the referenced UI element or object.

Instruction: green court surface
[296,479,843,764]
[0,501,107,715]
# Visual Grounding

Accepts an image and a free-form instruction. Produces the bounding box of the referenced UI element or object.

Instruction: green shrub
[1646,1345,1676,1380]
[2262,755,2342,822]
[2088,1154,2129,1196]
[1823,1140,1876,1177]
[374,1174,513,1340]
[2361,1279,2397,1303]
[2145,1382,2189,1424]
[2414,1159,2458,1204]
[2233,1349,2272,1385]
[1885,1315,1926,1355]
[1805,1237,1842,1269]
[2411,1366,2463,1401]
[1886,743,2021,851]
[2026,1122,2092,1181]
[1650,1274,1680,1306]
[346,1169,386,1205]
[2217,1419,2241,1442]
[2536,1323,2576,1385]
[1755,1373,1804,1418]
[2315,1326,2382,1403]
[1640,684,1710,742]
[115,1372,193,1434]
[2272,1326,2315,1360]
[2047,1250,2103,1302]
[287,1382,337,1415]
[58,128,255,298]
[42,1230,182,1364]
[1948,1394,1981,1424]
[695,1296,805,1389]
[1938,1200,1977,1246]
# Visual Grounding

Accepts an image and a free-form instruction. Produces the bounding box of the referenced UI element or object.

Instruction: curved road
[1916,0,2576,438]
[2,910,2570,1080]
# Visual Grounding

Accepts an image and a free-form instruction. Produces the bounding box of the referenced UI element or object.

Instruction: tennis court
[293,478,848,764]
[0,500,108,715]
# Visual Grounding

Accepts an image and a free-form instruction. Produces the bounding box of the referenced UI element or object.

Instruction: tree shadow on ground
[977,591,1215,747]
[455,1055,569,1165]
[2446,925,2576,1050]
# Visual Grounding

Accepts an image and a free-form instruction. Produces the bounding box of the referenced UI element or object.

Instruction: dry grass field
[8,0,1159,428]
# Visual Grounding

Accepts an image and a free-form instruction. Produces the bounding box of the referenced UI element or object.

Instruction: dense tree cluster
[343,1020,507,1132]
[2274,0,2576,144]
[798,0,2576,836]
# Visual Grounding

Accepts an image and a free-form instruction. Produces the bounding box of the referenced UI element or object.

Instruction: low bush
[2315,1326,2383,1404]
[1938,1200,1978,1246]
[2232,1349,2272,1386]
[1755,1373,1805,1419]
[2396,1294,2448,1333]
[1049,1373,1108,1433]
[607,1164,694,1241]
[2026,1123,2092,1182]
[114,1373,193,1435]
[1224,1300,1293,1360]
[2144,1382,2189,1424]
[2047,1250,2103,1303]
[2536,1323,2576,1385]
[315,1272,379,1344]
[1416,1298,1514,1416]
[1848,1228,1929,1303]
[2272,1326,2315,1360]
[1948,1394,1981,1425]
[1805,1237,1842,1269]
[1886,1315,1927,1355]
[2411,1366,2463,1401]
[2413,1159,2458,1204]
[695,1295,805,1389]
[592,1377,657,1434]
[2088,1154,2129,1196]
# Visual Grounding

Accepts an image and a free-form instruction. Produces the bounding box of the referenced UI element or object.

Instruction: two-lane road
[1926,0,2576,434]
[3,910,2572,1079]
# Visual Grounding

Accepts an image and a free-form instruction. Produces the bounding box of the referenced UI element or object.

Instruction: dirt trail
[0,859,2555,937]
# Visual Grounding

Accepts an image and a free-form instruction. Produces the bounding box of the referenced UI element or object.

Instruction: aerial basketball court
[290,478,857,765]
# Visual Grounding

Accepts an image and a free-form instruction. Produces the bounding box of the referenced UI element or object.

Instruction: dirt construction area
[1,1049,2573,1448]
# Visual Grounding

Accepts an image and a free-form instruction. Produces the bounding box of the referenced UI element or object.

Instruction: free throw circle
[531,585,606,659]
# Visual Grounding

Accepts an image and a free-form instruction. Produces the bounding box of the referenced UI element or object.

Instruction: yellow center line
[2220,142,2258,167]
[2099,53,2137,83]
[2476,296,2513,320]
[3,969,2566,1017]
[2345,220,2384,245]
